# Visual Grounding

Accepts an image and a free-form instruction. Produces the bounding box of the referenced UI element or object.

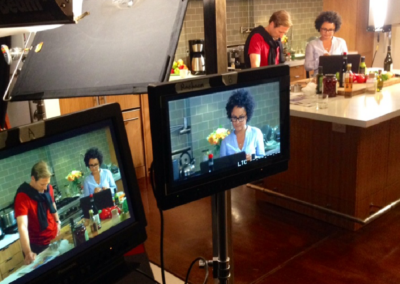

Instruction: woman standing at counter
[83,148,116,197]
[304,11,348,73]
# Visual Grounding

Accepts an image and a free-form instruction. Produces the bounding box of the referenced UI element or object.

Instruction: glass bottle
[384,46,393,72]
[89,209,98,233]
[208,153,214,173]
[359,56,366,75]
[89,194,101,229]
[377,70,383,92]
[339,52,347,88]
[70,218,77,247]
[366,73,377,94]
[344,63,353,98]
[316,66,324,95]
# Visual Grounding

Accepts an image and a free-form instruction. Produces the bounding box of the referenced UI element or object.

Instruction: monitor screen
[0,103,147,284]
[149,65,290,210]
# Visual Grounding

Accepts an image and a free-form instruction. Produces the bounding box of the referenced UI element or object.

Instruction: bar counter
[250,79,400,230]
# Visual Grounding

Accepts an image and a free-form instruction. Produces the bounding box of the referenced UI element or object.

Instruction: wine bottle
[316,66,324,94]
[359,56,366,75]
[344,63,353,98]
[339,52,347,88]
[208,153,214,173]
[384,46,393,72]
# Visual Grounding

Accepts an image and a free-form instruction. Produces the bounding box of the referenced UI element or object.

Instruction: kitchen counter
[290,82,400,128]
[254,76,400,231]
[0,233,19,250]
[284,59,304,67]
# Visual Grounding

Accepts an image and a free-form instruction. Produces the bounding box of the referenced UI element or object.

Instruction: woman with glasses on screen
[304,11,348,74]
[220,89,265,161]
[83,147,116,197]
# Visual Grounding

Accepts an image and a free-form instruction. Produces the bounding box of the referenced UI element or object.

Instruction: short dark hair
[225,89,255,123]
[84,147,103,167]
[315,11,342,32]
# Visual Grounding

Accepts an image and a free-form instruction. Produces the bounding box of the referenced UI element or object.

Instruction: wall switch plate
[332,123,346,133]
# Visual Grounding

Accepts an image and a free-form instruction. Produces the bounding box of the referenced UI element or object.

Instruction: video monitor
[149,65,290,210]
[0,103,146,284]
[319,54,361,74]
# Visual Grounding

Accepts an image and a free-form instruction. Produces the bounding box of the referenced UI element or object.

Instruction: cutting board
[337,77,400,97]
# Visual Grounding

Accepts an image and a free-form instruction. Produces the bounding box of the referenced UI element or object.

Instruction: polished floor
[139,178,400,284]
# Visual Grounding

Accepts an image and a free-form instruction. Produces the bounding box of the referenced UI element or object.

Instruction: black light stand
[201,191,231,283]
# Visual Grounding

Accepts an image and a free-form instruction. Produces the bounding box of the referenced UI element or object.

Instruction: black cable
[133,268,162,284]
[149,163,166,284]
[184,257,209,284]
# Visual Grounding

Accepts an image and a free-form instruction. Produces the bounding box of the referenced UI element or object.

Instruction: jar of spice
[323,74,337,97]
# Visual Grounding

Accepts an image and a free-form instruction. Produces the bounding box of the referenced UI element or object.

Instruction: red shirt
[15,184,57,246]
[247,33,280,67]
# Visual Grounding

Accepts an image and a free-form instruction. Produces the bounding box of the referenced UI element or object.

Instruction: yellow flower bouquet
[66,170,84,195]
[207,127,230,155]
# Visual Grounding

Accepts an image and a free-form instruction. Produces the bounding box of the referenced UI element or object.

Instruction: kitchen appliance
[227,45,245,70]
[179,150,195,177]
[189,39,206,75]
[0,206,18,234]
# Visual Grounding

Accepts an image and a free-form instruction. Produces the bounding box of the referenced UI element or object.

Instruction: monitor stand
[201,191,231,284]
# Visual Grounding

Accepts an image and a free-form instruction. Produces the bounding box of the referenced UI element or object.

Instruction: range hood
[8,0,188,101]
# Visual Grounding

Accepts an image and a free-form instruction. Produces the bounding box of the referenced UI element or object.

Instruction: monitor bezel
[0,103,147,284]
[149,65,290,210]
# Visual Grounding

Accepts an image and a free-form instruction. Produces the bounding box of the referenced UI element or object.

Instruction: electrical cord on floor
[149,163,167,284]
[133,267,162,284]
[184,257,209,284]
[150,163,209,284]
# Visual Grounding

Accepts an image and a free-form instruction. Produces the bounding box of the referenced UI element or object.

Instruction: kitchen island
[248,80,400,230]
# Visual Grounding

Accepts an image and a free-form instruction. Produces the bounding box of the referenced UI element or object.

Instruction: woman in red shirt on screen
[14,161,61,265]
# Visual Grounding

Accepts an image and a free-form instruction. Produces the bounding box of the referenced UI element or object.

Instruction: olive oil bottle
[344,63,353,98]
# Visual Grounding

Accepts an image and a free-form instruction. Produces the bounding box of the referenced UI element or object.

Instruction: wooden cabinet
[59,95,151,179]
[323,0,374,67]
[290,65,306,82]
[0,240,23,279]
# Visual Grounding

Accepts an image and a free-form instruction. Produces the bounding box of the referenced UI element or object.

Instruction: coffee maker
[189,39,205,75]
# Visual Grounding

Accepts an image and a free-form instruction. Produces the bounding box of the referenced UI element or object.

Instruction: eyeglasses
[321,28,335,33]
[231,115,246,122]
[89,163,99,168]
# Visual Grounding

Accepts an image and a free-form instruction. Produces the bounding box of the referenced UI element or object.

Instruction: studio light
[0,0,85,37]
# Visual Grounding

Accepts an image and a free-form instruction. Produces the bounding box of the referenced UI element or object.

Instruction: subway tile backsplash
[174,0,322,64]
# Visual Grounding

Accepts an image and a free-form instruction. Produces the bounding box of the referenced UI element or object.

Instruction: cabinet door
[59,97,98,115]
[122,109,146,179]
[290,65,306,82]
[103,95,140,111]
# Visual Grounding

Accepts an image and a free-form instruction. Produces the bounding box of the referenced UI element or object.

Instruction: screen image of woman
[220,89,265,160]
[83,147,116,197]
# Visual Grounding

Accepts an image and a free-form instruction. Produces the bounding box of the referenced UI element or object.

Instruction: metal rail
[247,183,400,225]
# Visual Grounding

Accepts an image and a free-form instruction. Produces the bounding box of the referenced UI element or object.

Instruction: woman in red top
[14,161,61,265]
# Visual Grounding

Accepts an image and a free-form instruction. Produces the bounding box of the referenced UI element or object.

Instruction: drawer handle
[124,117,139,122]
[6,257,13,262]
[8,267,15,273]
[122,108,140,114]
[295,75,300,78]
